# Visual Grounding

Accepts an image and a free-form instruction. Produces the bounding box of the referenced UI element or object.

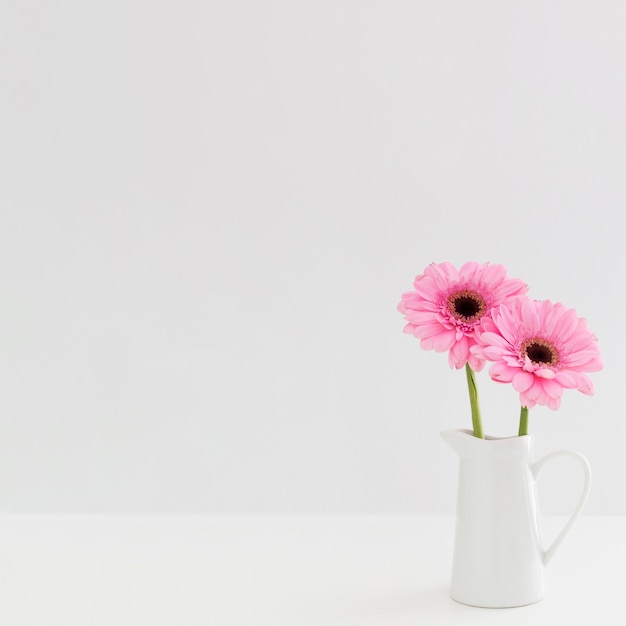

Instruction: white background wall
[1,0,624,514]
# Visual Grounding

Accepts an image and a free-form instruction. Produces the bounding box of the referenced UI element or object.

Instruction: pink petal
[477,317,498,334]
[554,371,577,388]
[541,378,564,399]
[542,303,562,335]
[497,318,519,346]
[431,330,457,352]
[583,356,604,372]
[520,394,537,409]
[449,335,470,363]
[525,379,543,401]
[496,301,523,344]
[425,262,458,290]
[481,263,507,286]
[535,368,556,379]
[458,261,481,281]
[477,331,510,348]
[489,361,516,383]
[547,396,561,410]
[564,349,603,368]
[503,354,521,367]
[468,353,486,372]
[512,371,534,392]
[410,277,439,300]
[411,323,445,339]
[569,372,595,395]
[521,298,539,334]
[492,279,528,302]
[561,332,595,352]
[448,350,466,369]
[555,307,580,342]
[406,311,443,325]
[482,346,508,360]
[419,329,454,352]
[536,388,551,406]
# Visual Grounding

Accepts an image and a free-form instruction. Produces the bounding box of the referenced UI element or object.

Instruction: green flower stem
[518,406,529,437]
[465,363,484,439]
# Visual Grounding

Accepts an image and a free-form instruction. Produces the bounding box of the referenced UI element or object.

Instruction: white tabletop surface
[0,514,621,625]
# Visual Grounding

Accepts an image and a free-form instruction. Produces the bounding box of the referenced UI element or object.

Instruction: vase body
[441,428,591,608]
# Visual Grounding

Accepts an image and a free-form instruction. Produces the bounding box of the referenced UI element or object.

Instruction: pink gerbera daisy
[398,262,528,370]
[472,298,603,410]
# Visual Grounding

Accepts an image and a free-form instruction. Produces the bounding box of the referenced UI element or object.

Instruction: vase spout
[440,428,480,459]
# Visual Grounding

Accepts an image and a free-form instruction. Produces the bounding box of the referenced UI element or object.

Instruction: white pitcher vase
[441,428,591,608]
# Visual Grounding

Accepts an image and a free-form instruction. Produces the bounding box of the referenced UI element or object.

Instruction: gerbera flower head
[398,262,528,370]
[472,298,603,410]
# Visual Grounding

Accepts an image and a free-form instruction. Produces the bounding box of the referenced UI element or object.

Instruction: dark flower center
[523,339,558,366]
[448,290,486,323]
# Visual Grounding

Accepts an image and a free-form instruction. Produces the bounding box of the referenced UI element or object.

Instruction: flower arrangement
[398,261,603,437]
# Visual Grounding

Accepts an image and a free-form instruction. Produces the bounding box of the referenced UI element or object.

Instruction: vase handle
[532,449,592,566]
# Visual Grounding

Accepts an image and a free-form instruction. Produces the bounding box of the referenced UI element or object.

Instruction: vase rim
[445,428,532,441]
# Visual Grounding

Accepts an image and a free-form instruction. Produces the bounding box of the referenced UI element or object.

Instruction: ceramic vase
[441,428,591,608]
